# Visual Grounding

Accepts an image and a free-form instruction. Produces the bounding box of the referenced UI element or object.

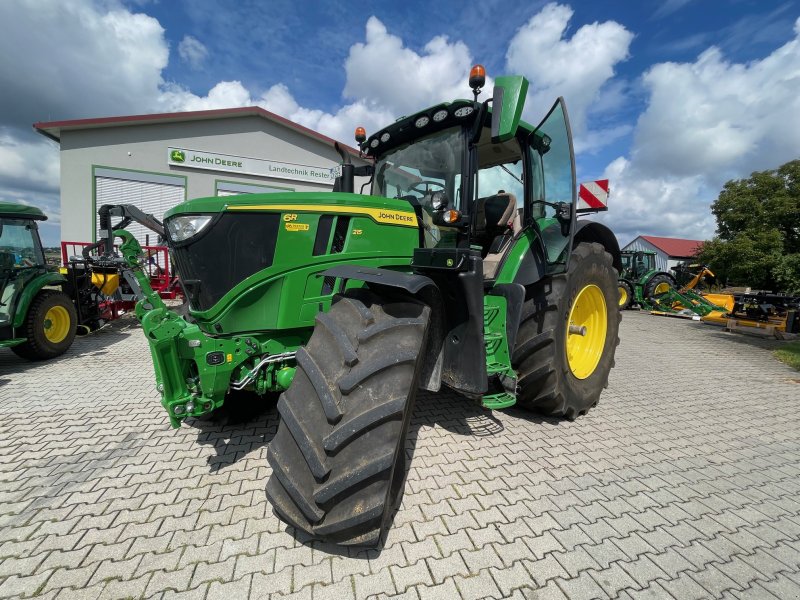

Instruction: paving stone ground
[1,311,799,600]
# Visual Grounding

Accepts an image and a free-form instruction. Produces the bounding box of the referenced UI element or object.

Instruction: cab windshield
[372,127,464,248]
[0,218,45,270]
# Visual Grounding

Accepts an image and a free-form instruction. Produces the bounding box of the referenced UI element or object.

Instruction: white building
[34,107,367,246]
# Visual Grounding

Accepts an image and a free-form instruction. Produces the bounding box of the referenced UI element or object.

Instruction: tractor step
[481,392,516,410]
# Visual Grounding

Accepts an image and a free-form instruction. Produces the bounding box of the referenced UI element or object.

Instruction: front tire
[266,290,430,546]
[645,273,674,300]
[618,280,633,310]
[12,290,77,360]
[512,243,620,419]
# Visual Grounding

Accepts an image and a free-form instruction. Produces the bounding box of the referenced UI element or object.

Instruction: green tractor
[0,202,77,359]
[120,68,622,546]
[617,250,676,310]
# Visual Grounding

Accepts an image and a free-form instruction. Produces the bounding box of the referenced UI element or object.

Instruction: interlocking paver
[1,312,799,599]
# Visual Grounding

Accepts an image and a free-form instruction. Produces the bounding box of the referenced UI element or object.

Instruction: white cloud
[506,2,634,138]
[254,16,479,145]
[0,131,59,194]
[632,24,800,179]
[343,17,477,117]
[159,81,253,112]
[178,35,209,69]
[595,157,716,243]
[0,0,168,127]
[259,84,393,145]
[604,17,800,243]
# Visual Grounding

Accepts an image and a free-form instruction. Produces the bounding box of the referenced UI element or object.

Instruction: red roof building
[622,235,704,272]
[638,236,703,258]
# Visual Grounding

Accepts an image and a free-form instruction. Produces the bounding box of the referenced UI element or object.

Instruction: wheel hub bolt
[569,324,587,336]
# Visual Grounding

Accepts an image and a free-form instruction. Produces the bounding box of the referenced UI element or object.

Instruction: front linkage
[117,230,299,427]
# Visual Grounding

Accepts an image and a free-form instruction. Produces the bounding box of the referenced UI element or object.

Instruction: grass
[774,340,800,371]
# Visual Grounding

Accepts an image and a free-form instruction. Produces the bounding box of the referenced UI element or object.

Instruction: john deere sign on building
[34,106,366,246]
[167,147,339,184]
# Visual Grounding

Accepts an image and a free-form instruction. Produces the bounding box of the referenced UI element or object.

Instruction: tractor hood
[164,191,417,225]
[161,191,419,333]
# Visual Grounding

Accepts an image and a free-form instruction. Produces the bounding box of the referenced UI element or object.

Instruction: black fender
[573,220,622,273]
[321,265,434,295]
[321,261,489,397]
[321,265,446,393]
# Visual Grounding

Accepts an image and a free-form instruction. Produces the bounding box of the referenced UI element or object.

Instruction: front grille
[171,212,280,310]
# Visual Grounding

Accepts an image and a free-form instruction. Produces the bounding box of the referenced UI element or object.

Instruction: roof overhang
[33,106,363,159]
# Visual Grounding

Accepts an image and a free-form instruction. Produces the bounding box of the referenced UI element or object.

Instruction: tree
[699,160,800,293]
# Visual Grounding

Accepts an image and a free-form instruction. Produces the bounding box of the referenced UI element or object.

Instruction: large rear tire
[12,290,77,360]
[266,290,429,546]
[512,243,620,419]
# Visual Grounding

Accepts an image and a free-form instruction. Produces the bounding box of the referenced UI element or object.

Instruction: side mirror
[491,75,529,143]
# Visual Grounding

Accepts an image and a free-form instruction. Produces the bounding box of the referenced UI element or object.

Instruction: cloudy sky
[1,0,798,246]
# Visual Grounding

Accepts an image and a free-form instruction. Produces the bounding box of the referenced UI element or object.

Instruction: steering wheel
[407,181,446,196]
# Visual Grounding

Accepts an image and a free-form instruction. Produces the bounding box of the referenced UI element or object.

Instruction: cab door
[528,98,576,274]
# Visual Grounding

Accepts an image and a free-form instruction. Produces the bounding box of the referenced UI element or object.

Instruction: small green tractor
[0,202,78,359]
[617,250,676,310]
[120,68,622,546]
[1,201,172,360]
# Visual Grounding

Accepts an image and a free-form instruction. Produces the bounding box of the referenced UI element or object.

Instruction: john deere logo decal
[170,150,185,163]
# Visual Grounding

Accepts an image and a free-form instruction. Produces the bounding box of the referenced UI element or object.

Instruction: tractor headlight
[167,215,213,242]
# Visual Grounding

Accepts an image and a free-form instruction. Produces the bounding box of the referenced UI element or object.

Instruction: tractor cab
[363,71,578,283]
[0,202,78,359]
[0,205,49,327]
[619,250,657,280]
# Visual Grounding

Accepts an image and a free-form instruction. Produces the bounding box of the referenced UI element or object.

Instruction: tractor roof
[0,202,47,220]
[362,99,537,158]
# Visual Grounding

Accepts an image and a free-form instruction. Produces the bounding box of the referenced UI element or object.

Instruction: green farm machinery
[618,251,727,316]
[0,203,78,359]
[1,201,175,361]
[120,67,622,545]
[618,250,677,310]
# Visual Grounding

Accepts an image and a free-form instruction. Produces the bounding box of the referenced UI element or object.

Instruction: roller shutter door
[95,176,185,247]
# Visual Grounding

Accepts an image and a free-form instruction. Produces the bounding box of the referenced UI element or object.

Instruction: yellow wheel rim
[43,306,70,343]
[618,285,628,307]
[654,282,671,295]
[566,284,607,380]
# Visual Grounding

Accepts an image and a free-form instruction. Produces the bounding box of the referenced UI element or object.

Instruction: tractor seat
[475,193,517,242]
[0,252,15,271]
[475,193,518,279]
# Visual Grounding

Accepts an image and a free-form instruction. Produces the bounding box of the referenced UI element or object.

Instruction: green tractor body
[617,250,677,310]
[126,72,623,545]
[0,202,78,359]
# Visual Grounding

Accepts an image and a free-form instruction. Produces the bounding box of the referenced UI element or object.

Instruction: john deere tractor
[120,68,621,546]
[0,202,77,359]
[618,250,676,310]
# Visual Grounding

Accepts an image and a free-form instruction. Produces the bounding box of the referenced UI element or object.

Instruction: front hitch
[115,229,297,427]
